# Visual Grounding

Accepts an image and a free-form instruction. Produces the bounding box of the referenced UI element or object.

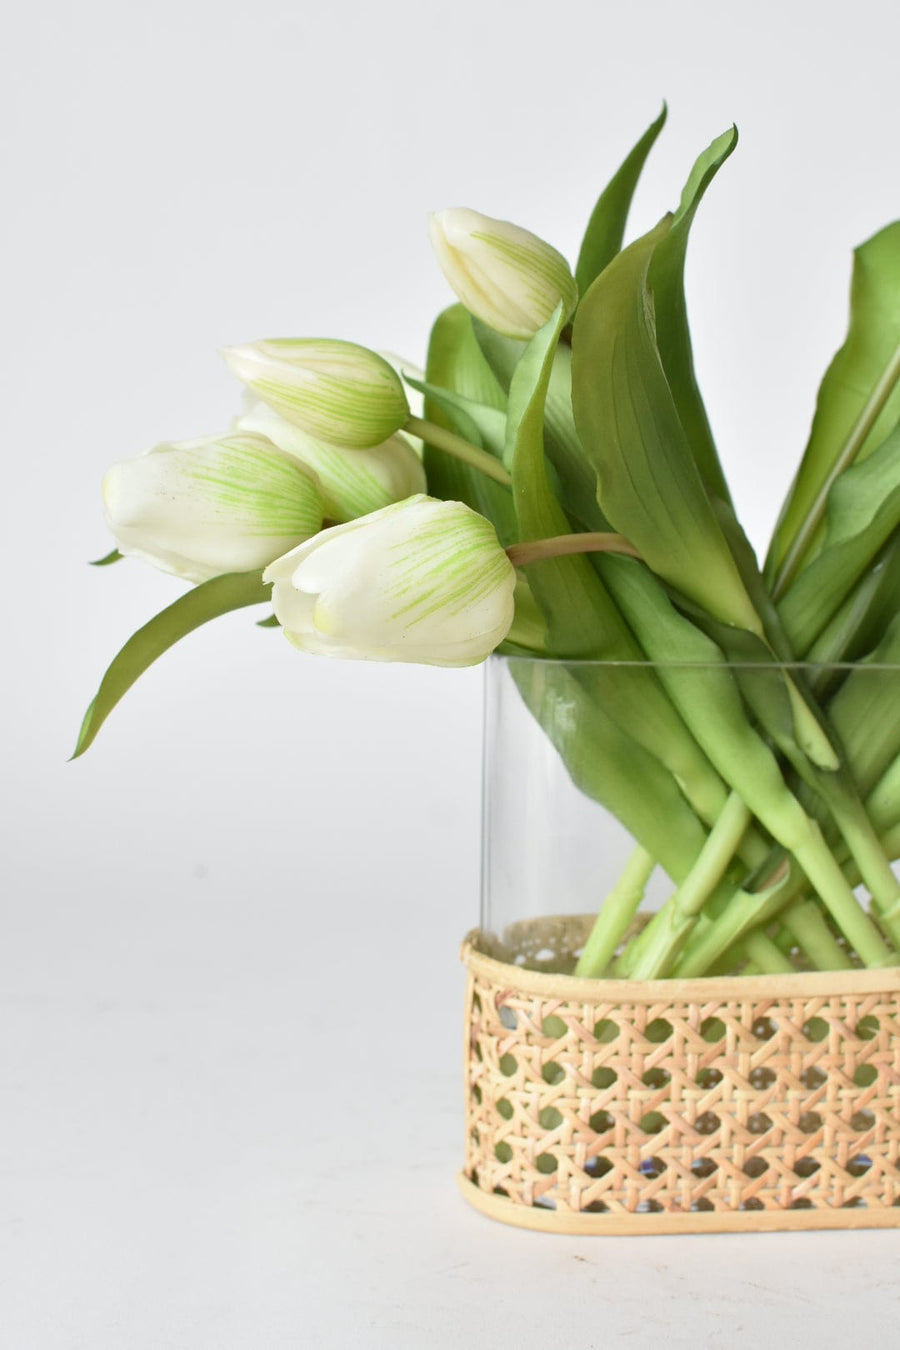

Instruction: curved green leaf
[403,375,507,458]
[571,214,759,632]
[506,305,623,656]
[473,321,609,530]
[807,534,900,667]
[505,310,728,813]
[574,103,667,297]
[509,658,711,883]
[830,614,900,795]
[767,221,900,592]
[422,305,516,545]
[647,127,737,504]
[501,322,732,825]
[778,425,900,653]
[89,549,122,566]
[73,570,271,758]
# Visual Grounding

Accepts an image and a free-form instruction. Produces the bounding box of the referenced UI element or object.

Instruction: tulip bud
[263,495,516,667]
[428,208,577,339]
[103,432,324,583]
[221,338,410,450]
[235,399,426,523]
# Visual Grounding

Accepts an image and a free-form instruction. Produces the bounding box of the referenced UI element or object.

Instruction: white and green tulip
[222,338,410,449]
[103,433,324,583]
[235,400,426,523]
[428,208,577,339]
[263,495,516,667]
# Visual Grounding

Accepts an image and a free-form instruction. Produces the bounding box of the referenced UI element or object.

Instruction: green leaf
[72,571,271,758]
[679,504,843,772]
[767,220,900,593]
[506,305,622,655]
[685,569,900,922]
[646,127,737,504]
[403,375,507,458]
[597,553,838,815]
[571,214,759,632]
[574,103,667,297]
[505,312,732,824]
[807,534,900,666]
[422,305,517,546]
[509,659,712,883]
[499,574,548,654]
[486,129,738,533]
[689,608,840,776]
[830,614,900,796]
[473,321,609,530]
[593,556,897,973]
[423,305,507,413]
[778,425,900,653]
[89,548,122,566]
[256,613,280,628]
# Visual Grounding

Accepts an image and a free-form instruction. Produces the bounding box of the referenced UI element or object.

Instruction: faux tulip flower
[428,208,577,339]
[222,338,410,449]
[103,432,324,583]
[262,495,517,666]
[235,399,426,523]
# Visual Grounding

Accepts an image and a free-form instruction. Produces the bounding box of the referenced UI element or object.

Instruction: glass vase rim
[491,653,900,673]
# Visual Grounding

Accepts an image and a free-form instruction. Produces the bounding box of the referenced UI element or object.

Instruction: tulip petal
[103,432,324,583]
[236,401,426,521]
[263,495,516,667]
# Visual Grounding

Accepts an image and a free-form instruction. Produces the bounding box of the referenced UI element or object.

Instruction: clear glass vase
[478,655,900,981]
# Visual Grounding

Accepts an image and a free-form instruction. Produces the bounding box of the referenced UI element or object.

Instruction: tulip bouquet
[77,108,900,983]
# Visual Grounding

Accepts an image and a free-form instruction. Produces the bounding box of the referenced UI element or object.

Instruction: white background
[4,0,900,1345]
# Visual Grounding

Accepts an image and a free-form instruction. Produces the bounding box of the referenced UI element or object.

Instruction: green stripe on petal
[223,339,410,449]
[103,432,324,583]
[235,403,426,521]
[265,495,516,667]
[429,210,577,340]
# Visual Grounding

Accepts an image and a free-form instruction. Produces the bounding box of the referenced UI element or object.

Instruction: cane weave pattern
[462,922,900,1231]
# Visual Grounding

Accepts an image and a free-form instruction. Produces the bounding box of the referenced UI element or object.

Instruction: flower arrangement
[77,108,900,983]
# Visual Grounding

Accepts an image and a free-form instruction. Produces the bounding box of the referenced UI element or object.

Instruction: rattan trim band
[457,1173,900,1234]
[461,931,900,1002]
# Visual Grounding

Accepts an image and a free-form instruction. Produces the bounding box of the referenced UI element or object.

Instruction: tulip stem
[404,416,512,486]
[741,928,797,975]
[506,533,641,567]
[573,845,657,977]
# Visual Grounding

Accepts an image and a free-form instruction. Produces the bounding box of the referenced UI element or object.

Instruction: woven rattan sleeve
[461,927,900,1234]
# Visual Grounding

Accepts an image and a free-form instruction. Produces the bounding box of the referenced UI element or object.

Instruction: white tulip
[263,495,516,667]
[428,208,577,339]
[235,399,426,523]
[221,338,410,449]
[103,432,324,583]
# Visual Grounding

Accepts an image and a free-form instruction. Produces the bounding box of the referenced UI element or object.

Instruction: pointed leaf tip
[574,106,670,297]
[71,570,272,758]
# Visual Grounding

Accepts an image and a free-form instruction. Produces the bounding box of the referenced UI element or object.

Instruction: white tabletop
[6,869,900,1348]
